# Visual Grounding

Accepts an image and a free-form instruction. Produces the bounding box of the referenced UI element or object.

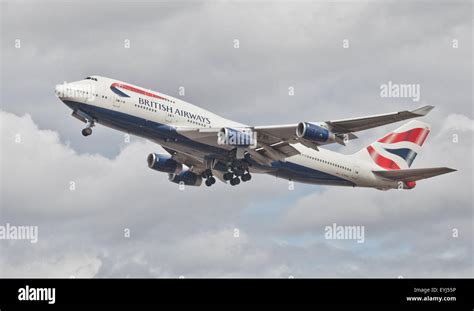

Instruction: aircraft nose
[54,84,65,98]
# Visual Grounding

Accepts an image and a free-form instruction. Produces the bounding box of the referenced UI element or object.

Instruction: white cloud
[0,110,288,277]
[2,251,101,278]
[0,108,472,277]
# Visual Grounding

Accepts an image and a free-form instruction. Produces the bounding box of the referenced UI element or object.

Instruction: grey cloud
[0,0,472,277]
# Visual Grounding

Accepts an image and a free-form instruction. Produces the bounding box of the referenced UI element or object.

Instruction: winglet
[411,105,434,116]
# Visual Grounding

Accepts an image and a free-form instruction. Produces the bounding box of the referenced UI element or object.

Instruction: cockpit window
[84,76,98,81]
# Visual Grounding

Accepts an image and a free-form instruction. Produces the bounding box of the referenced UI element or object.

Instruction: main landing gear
[81,120,95,137]
[202,166,252,187]
[223,165,252,186]
[202,169,216,187]
[202,156,254,187]
[205,176,216,187]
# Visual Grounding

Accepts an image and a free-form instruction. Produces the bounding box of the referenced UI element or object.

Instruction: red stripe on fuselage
[367,145,400,170]
[378,128,429,146]
[111,82,168,101]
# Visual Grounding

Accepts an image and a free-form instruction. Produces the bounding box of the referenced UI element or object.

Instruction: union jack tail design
[354,120,430,170]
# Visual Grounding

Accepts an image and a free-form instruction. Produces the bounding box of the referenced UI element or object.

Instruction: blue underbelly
[270,161,355,186]
[63,101,355,186]
[63,100,227,157]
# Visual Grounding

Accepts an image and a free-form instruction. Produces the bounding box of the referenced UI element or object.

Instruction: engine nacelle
[147,153,182,174]
[218,127,256,147]
[296,122,336,144]
[169,170,202,186]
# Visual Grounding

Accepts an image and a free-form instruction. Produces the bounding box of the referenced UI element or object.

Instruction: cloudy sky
[0,0,472,277]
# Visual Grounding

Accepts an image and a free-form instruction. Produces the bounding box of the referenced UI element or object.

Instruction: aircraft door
[165,112,174,123]
[111,95,121,108]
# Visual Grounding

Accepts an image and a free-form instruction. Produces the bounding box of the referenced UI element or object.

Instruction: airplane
[54,76,456,190]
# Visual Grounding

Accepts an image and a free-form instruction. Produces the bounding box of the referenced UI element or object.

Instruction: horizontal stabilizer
[372,167,456,182]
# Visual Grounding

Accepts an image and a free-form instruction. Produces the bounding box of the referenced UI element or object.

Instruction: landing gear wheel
[241,173,252,182]
[82,127,93,136]
[223,172,234,181]
[202,169,212,178]
[234,168,245,176]
[230,177,240,186]
[204,176,216,187]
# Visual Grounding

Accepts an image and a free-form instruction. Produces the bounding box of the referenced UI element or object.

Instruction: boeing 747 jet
[55,76,455,189]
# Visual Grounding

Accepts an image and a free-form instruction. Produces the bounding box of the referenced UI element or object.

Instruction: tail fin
[353,120,430,170]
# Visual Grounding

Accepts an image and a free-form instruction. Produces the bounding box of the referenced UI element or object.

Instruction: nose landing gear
[81,120,95,137]
[81,127,93,136]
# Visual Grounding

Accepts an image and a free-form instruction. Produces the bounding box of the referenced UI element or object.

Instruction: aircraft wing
[252,105,433,148]
[174,127,223,147]
[162,146,206,174]
[176,127,299,165]
[254,105,433,138]
[174,105,433,165]
[325,105,434,133]
[372,167,456,182]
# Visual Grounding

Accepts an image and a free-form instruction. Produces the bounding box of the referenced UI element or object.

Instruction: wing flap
[252,141,299,163]
[372,167,456,182]
[274,143,300,157]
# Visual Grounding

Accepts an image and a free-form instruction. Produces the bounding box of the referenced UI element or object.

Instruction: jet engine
[147,153,182,174]
[296,122,336,144]
[168,170,202,186]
